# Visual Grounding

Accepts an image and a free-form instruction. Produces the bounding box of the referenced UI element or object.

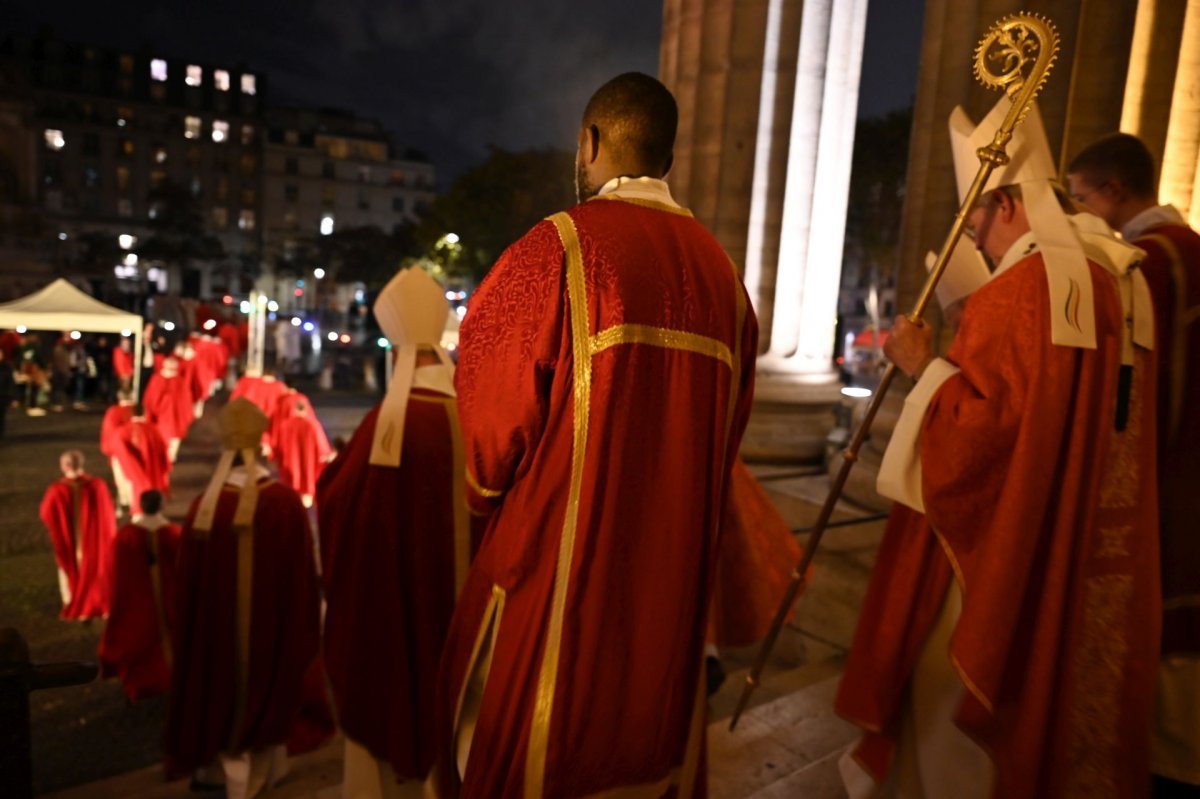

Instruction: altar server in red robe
[38,450,116,620]
[100,392,136,515]
[433,73,757,798]
[112,407,171,515]
[318,267,477,798]
[165,399,320,798]
[98,489,181,701]
[1068,132,1200,795]
[230,369,288,416]
[836,98,1160,798]
[273,397,331,507]
[142,356,194,462]
[112,337,135,395]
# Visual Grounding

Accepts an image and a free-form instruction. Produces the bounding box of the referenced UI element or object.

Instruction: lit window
[118,234,136,250]
[150,59,168,81]
[186,65,202,87]
[239,209,256,230]
[241,124,254,145]
[148,202,163,220]
[184,116,202,139]
[120,138,135,157]
[241,74,256,95]
[117,107,132,127]
[320,215,334,236]
[212,207,228,228]
[153,145,168,164]
[212,120,229,143]
[214,69,230,91]
[44,129,65,150]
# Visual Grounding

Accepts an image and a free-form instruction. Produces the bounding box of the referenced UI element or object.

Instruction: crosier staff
[730,12,1061,730]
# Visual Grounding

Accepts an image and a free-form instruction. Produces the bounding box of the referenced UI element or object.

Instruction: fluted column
[1160,0,1200,223]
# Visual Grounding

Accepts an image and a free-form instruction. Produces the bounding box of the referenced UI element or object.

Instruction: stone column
[1120,0,1188,169]
[1160,0,1200,224]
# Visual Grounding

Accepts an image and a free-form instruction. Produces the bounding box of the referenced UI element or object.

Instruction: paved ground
[8,385,885,797]
[0,383,374,795]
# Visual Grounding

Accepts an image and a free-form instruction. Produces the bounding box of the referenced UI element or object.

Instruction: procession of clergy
[34,72,1199,799]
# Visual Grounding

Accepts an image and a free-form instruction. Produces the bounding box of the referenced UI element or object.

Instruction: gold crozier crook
[729,12,1061,730]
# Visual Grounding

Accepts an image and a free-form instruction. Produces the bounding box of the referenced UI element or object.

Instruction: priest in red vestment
[38,450,117,620]
[112,408,171,515]
[165,399,321,799]
[836,99,1161,799]
[142,356,195,463]
[1068,132,1200,793]
[101,393,136,515]
[273,398,331,508]
[433,73,757,798]
[319,267,481,798]
[98,489,181,701]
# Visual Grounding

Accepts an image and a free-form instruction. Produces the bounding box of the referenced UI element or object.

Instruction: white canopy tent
[0,279,145,397]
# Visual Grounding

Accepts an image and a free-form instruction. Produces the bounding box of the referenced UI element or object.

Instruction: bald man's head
[60,450,84,477]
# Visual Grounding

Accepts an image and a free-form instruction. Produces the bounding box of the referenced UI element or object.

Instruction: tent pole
[132,323,144,401]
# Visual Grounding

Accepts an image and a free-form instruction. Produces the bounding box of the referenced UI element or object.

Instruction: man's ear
[662,151,674,178]
[587,124,600,163]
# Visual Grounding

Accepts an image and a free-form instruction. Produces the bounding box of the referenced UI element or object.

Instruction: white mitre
[370,267,454,467]
[193,397,267,533]
[949,98,1096,348]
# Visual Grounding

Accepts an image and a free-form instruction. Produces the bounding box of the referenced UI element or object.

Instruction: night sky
[10,0,926,184]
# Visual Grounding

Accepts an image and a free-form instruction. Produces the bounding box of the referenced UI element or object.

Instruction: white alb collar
[596,176,681,209]
[132,512,170,532]
[1121,204,1186,242]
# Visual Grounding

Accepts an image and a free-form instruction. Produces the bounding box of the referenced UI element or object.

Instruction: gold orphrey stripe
[524,212,736,798]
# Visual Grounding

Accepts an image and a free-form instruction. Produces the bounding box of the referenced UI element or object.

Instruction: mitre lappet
[193,397,268,533]
[370,267,455,467]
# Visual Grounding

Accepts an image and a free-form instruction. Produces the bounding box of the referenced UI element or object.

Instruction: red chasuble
[38,474,117,620]
[230,375,289,416]
[112,420,171,513]
[165,478,321,775]
[1134,223,1200,655]
[98,520,182,700]
[274,413,330,501]
[318,391,481,780]
[434,197,757,798]
[142,369,195,442]
[100,403,133,458]
[836,254,1161,797]
[708,459,803,648]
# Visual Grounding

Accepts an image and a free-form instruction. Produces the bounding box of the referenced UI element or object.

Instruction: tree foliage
[417,146,576,282]
[139,180,226,269]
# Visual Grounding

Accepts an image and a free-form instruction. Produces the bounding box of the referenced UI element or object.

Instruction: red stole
[836,254,1160,797]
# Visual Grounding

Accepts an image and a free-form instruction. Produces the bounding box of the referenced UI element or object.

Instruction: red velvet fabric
[165,479,321,774]
[1135,222,1200,655]
[38,474,117,620]
[435,198,757,797]
[836,254,1161,797]
[708,459,803,648]
[112,420,171,514]
[98,521,182,700]
[318,392,482,779]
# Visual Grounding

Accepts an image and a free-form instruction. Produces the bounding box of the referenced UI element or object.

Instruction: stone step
[709,674,854,799]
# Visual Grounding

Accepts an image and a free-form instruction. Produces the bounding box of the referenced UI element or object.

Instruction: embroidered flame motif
[1064,277,1083,332]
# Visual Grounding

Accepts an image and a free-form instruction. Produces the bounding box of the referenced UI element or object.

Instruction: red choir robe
[98,517,182,700]
[708,459,803,649]
[143,367,195,443]
[176,352,207,406]
[38,474,117,620]
[165,474,321,776]
[113,419,172,513]
[1134,222,1200,656]
[230,375,289,416]
[434,194,757,797]
[265,390,314,455]
[217,322,242,360]
[100,403,134,459]
[318,391,483,780]
[273,411,330,502]
[835,253,1161,798]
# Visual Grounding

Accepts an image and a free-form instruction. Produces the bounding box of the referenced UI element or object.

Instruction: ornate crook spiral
[973,13,1059,107]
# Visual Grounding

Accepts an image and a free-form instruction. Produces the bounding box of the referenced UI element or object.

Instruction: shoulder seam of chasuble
[588,194,694,218]
[522,211,744,798]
